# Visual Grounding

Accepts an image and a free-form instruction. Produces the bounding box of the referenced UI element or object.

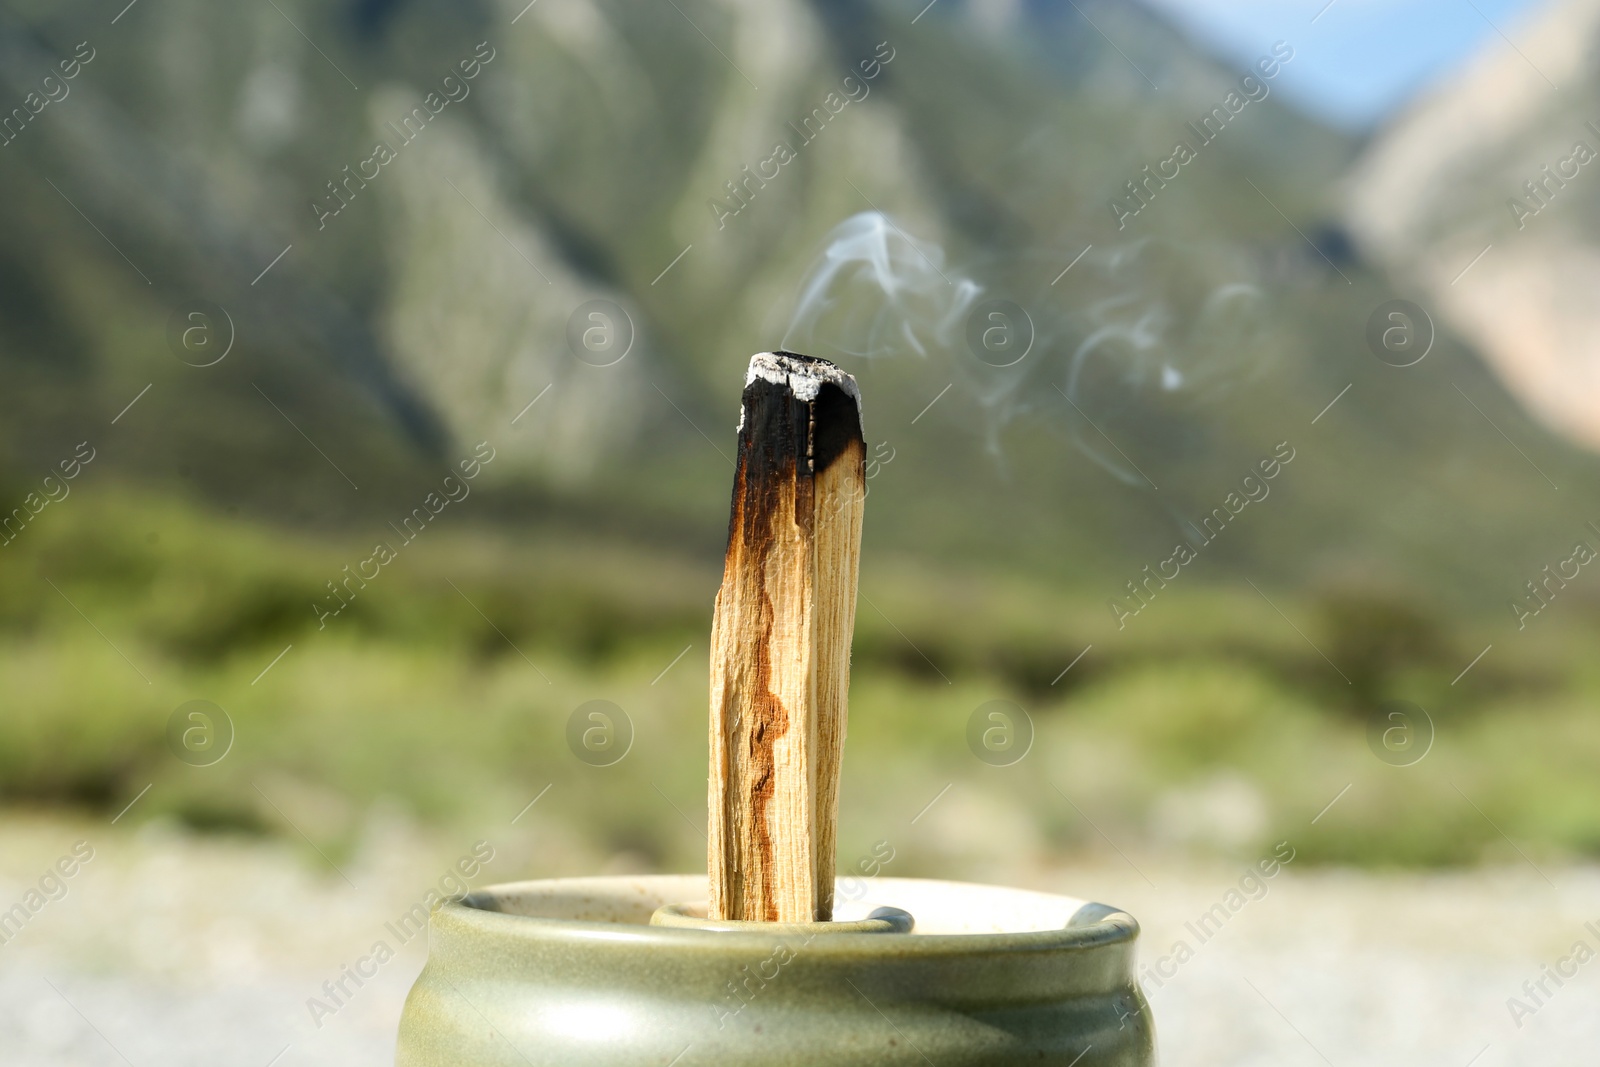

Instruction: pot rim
[441,874,1139,958]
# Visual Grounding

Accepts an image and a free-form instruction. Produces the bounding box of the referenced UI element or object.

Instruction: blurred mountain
[0,0,1595,618]
[1345,0,1600,451]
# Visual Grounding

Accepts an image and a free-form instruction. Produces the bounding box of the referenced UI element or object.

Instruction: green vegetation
[4,491,1597,876]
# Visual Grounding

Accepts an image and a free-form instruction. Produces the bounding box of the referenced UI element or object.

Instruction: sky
[1137,0,1551,129]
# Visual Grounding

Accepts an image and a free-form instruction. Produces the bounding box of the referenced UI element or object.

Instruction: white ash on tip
[738,352,863,434]
[745,352,861,406]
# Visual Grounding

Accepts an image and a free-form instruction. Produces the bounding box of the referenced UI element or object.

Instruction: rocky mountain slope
[0,0,1594,614]
[1345,0,1600,451]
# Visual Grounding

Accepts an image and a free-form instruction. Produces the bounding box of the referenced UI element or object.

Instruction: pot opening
[458,875,1136,940]
[649,900,915,934]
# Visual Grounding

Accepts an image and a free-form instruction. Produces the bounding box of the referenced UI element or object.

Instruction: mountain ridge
[0,0,1592,617]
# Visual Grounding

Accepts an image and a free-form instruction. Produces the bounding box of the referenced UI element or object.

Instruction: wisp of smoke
[782,211,1273,487]
[782,212,982,360]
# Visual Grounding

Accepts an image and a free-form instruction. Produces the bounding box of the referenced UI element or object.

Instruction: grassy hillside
[3,490,1598,873]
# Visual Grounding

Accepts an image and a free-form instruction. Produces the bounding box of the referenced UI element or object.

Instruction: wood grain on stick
[708,352,865,923]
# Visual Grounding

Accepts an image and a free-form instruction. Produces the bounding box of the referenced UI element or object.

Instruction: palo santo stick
[708,352,866,923]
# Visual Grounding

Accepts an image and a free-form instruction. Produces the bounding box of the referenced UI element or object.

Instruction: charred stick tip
[738,352,864,477]
[745,351,861,404]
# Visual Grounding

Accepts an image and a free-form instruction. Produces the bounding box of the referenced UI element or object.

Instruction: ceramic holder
[396,874,1154,1065]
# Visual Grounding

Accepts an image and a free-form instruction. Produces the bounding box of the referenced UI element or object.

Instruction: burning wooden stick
[708,352,866,923]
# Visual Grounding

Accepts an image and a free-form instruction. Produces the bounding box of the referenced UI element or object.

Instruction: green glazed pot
[396,875,1154,1066]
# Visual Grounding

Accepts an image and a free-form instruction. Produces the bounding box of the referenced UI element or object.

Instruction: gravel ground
[0,813,1594,1066]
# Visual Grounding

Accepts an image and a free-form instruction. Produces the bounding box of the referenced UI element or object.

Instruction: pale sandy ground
[0,812,1595,1066]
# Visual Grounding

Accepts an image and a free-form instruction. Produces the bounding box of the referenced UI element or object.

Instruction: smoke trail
[781,212,982,361]
[782,212,1273,487]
